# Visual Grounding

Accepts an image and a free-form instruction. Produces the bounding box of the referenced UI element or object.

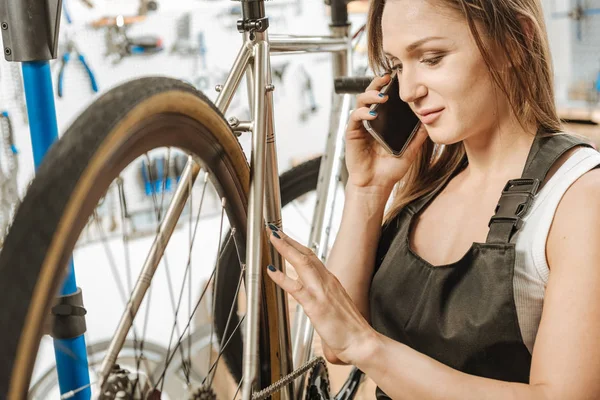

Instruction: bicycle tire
[0,77,283,398]
[215,156,326,383]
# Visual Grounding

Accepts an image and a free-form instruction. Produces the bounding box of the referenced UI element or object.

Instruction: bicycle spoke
[116,177,134,297]
[94,212,128,305]
[202,274,245,385]
[187,157,194,383]
[158,148,171,218]
[154,229,235,391]
[206,262,245,387]
[290,199,312,228]
[233,376,243,400]
[207,198,226,378]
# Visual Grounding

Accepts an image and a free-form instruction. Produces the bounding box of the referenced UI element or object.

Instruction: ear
[503,14,535,70]
[517,14,535,49]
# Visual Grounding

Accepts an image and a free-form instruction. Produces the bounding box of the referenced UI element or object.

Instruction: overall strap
[486,133,592,244]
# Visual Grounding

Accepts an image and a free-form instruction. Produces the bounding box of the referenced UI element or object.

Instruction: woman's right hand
[345,73,429,195]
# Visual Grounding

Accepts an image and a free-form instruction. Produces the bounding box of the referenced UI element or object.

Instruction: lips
[417,108,444,125]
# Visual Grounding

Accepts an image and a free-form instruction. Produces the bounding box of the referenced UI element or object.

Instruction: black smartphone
[362,69,421,157]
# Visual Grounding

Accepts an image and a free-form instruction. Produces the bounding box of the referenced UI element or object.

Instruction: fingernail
[378,93,385,98]
[268,223,279,231]
[268,264,277,272]
[369,110,377,116]
[272,231,281,239]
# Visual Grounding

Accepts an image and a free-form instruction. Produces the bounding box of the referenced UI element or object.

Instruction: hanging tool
[298,65,318,122]
[138,0,159,15]
[0,111,19,242]
[551,0,600,41]
[62,0,94,25]
[140,156,170,196]
[172,153,187,183]
[171,13,195,56]
[96,15,164,64]
[9,64,28,124]
[57,38,99,98]
[192,32,209,90]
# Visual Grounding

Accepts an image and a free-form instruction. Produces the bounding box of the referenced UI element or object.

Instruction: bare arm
[321,183,391,364]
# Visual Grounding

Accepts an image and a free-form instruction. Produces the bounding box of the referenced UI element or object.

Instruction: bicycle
[0,1,376,399]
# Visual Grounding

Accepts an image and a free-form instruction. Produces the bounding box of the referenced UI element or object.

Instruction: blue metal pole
[22,61,91,399]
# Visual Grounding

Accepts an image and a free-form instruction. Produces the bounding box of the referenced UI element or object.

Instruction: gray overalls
[369,133,596,399]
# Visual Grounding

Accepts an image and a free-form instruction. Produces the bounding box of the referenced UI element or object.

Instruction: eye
[421,55,443,66]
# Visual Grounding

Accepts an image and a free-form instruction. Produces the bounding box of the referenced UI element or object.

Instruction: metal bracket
[237,16,269,33]
[50,287,88,339]
[0,0,63,62]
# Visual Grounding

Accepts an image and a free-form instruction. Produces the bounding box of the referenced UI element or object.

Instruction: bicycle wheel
[0,77,284,399]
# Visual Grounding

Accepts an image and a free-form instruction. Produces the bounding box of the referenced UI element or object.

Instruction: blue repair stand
[0,0,92,398]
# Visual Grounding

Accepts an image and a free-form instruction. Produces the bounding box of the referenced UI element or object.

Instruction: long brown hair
[367,0,563,224]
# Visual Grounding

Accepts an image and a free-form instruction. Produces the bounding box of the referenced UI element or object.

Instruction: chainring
[304,358,332,400]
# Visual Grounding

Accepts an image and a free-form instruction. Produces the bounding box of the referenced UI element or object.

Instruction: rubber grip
[78,55,99,93]
[333,76,374,94]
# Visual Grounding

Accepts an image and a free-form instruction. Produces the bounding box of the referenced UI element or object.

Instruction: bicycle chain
[251,356,327,400]
[304,357,331,400]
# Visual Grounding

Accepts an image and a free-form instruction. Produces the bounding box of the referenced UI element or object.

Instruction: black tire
[215,156,325,383]
[0,77,283,398]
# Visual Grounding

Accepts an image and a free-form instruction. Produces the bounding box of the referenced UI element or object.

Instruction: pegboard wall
[0,0,370,216]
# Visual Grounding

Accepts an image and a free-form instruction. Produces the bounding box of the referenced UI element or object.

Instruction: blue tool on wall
[58,3,99,98]
[140,156,173,196]
[57,39,99,98]
[0,111,19,236]
[551,0,600,41]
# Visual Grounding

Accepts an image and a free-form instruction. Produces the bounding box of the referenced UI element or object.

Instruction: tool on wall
[9,64,28,124]
[171,12,195,56]
[138,0,159,16]
[551,0,600,41]
[0,111,18,243]
[92,15,164,64]
[58,2,99,98]
[62,0,94,25]
[192,31,209,90]
[298,65,318,122]
[57,37,99,98]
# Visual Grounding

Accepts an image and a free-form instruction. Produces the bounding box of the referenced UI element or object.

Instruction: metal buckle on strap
[488,178,540,229]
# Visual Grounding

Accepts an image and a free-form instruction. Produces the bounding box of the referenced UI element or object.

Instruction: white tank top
[511,146,600,353]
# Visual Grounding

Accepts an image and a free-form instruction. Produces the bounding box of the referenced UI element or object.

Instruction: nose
[398,68,427,104]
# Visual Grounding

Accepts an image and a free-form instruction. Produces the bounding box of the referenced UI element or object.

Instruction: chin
[423,126,462,146]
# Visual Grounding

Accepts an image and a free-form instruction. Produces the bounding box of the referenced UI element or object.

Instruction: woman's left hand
[265,224,379,365]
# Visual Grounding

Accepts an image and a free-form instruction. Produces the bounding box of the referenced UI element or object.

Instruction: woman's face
[381,0,510,145]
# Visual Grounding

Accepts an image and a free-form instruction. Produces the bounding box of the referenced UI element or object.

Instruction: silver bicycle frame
[97,13,354,400]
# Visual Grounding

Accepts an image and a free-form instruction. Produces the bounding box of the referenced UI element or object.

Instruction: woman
[266,0,600,398]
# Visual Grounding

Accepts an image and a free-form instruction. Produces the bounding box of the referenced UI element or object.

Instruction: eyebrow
[384,36,446,60]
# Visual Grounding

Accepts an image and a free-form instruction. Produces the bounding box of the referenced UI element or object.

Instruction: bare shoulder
[547,166,600,271]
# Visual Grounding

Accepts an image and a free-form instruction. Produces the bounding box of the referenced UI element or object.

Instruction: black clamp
[488,178,540,231]
[237,17,269,33]
[50,287,87,339]
[0,0,63,62]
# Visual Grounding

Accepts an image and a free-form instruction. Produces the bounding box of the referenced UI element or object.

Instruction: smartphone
[362,69,422,157]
